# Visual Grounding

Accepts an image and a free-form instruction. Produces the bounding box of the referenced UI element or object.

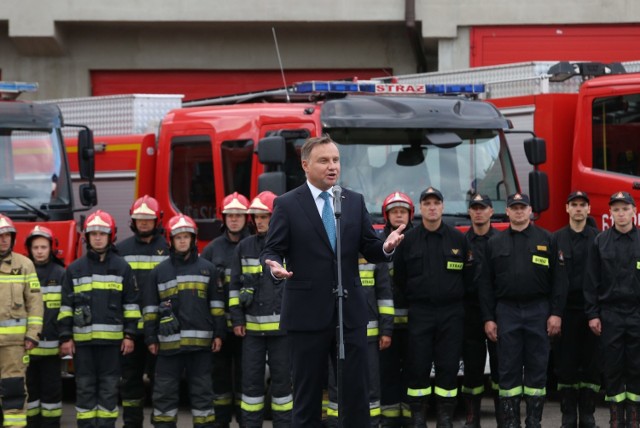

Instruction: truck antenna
[272,27,291,103]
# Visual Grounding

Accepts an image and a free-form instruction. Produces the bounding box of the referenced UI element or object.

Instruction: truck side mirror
[524,137,546,166]
[79,183,97,207]
[257,136,286,165]
[529,170,549,213]
[78,129,95,181]
[258,171,286,196]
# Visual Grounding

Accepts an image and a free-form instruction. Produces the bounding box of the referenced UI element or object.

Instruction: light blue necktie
[320,191,336,252]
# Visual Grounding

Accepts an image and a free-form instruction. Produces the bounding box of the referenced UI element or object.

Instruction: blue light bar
[0,81,39,93]
[293,80,484,96]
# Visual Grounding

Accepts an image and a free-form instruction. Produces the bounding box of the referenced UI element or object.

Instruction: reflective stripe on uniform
[73,324,123,341]
[245,314,280,332]
[377,299,394,315]
[240,394,265,412]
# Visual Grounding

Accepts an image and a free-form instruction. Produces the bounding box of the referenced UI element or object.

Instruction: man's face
[134,218,156,235]
[30,237,51,263]
[225,213,246,234]
[253,213,271,235]
[566,199,590,223]
[172,232,192,252]
[420,197,443,225]
[0,232,12,254]
[610,202,636,230]
[506,204,532,227]
[387,207,410,230]
[302,142,340,191]
[468,204,494,227]
[88,231,109,252]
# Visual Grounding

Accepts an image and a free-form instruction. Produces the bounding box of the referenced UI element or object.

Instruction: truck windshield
[0,129,70,218]
[335,129,518,223]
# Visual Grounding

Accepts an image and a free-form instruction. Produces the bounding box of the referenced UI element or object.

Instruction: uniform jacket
[261,184,388,331]
[358,256,394,340]
[30,260,65,357]
[143,248,226,354]
[479,224,568,323]
[0,252,43,346]
[116,232,170,332]
[465,226,497,302]
[394,222,471,305]
[58,248,140,346]
[229,234,285,336]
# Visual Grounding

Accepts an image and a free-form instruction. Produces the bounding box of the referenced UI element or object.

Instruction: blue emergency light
[293,80,484,96]
[0,81,39,93]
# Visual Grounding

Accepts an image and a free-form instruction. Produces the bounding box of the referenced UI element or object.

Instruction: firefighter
[116,195,170,428]
[24,226,65,428]
[584,191,640,427]
[393,187,471,428]
[479,193,566,428]
[143,214,226,428]
[326,253,393,427]
[229,191,293,427]
[58,210,140,428]
[0,215,43,428]
[379,191,414,428]
[201,192,251,428]
[552,191,600,428]
[461,194,500,428]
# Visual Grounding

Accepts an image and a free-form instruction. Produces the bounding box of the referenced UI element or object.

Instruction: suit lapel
[295,185,333,251]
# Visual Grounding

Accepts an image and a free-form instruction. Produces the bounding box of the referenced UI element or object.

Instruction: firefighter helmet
[220,192,250,215]
[25,226,60,259]
[382,191,414,223]
[247,191,277,214]
[0,214,16,236]
[130,195,162,220]
[167,214,198,240]
[84,210,117,242]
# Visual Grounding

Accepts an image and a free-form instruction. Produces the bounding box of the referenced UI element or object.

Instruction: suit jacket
[262,184,388,331]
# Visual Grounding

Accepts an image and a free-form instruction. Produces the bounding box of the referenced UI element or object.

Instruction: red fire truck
[392,60,640,231]
[59,83,543,249]
[0,82,97,265]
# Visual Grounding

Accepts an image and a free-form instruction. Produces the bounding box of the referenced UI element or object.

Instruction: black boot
[524,395,544,428]
[408,401,428,428]
[500,396,521,428]
[626,400,639,428]
[494,394,504,428]
[435,397,456,428]
[609,402,625,428]
[577,388,598,428]
[560,388,579,428]
[462,393,481,428]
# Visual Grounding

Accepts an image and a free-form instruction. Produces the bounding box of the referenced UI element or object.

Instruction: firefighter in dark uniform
[229,191,293,427]
[201,192,251,428]
[326,247,394,427]
[144,214,226,428]
[552,191,599,428]
[116,195,170,428]
[461,194,500,428]
[378,191,414,428]
[25,226,65,428]
[584,191,640,428]
[479,193,566,428]
[394,187,471,428]
[58,210,140,428]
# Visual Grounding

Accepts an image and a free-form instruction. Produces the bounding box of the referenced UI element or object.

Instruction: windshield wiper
[0,197,50,220]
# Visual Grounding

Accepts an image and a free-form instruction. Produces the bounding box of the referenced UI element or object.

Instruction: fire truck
[391,60,640,231]
[58,82,544,249]
[0,81,97,265]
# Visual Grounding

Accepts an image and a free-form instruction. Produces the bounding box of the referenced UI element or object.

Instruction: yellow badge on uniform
[447,261,464,270]
[636,261,640,270]
[536,245,547,252]
[23,355,30,365]
[532,255,549,267]
[29,281,40,290]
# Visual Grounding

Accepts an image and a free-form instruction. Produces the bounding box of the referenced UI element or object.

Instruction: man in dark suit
[263,135,405,428]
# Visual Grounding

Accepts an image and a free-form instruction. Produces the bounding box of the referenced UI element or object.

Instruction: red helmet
[167,214,198,240]
[247,191,277,215]
[25,226,59,258]
[130,195,162,220]
[221,192,250,215]
[84,210,117,242]
[382,192,414,223]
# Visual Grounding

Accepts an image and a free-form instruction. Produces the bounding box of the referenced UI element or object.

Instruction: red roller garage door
[471,25,640,67]
[91,69,392,101]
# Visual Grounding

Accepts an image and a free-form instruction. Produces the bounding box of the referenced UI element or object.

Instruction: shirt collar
[613,226,636,240]
[307,181,334,201]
